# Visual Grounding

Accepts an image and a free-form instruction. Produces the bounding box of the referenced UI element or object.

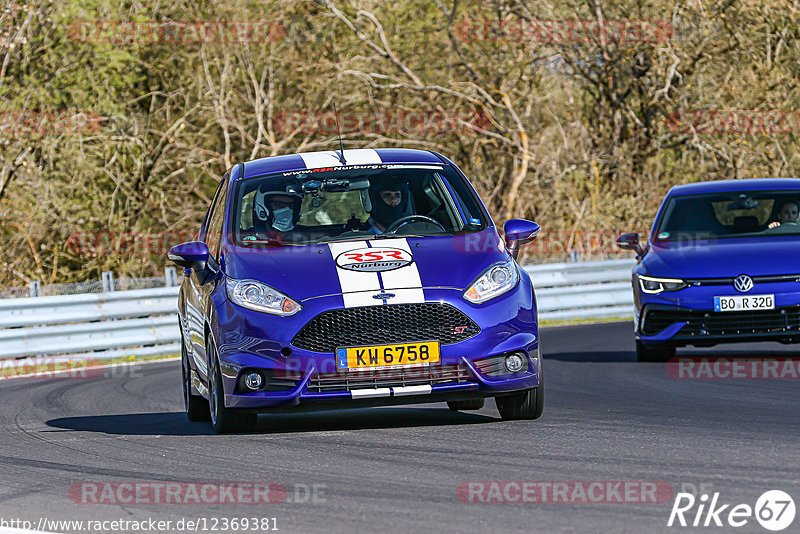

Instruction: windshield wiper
[317,234,373,244]
[238,239,285,247]
[369,233,440,239]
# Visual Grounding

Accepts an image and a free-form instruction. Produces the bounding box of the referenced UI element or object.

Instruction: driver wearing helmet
[245,185,303,242]
[367,180,414,234]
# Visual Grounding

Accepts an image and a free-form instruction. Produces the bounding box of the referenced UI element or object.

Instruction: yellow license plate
[336,341,440,370]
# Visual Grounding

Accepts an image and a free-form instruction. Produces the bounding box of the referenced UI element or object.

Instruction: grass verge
[540,316,633,327]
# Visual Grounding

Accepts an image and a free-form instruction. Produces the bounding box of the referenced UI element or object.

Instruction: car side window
[204,175,230,260]
[199,179,226,241]
[443,175,487,227]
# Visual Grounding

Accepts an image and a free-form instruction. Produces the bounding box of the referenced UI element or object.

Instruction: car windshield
[655,190,800,241]
[229,164,488,246]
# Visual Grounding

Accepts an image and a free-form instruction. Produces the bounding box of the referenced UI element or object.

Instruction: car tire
[636,340,676,362]
[208,338,257,434]
[182,339,210,422]
[496,367,544,421]
[447,398,485,411]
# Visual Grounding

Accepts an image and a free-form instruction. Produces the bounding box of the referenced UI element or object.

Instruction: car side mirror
[616,232,644,256]
[503,219,541,260]
[168,241,210,271]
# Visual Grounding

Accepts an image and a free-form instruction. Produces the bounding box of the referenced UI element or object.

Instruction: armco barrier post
[165,267,178,288]
[28,281,40,297]
[101,272,114,293]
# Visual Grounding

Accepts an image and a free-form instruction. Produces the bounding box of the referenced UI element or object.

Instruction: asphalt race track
[1,321,798,533]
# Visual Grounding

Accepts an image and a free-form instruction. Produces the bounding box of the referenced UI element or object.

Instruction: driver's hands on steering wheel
[384,215,447,235]
[769,221,800,229]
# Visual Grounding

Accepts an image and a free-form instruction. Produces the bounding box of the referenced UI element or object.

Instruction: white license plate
[713,294,774,312]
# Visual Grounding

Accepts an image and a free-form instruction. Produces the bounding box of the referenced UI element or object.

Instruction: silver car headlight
[636,274,687,294]
[226,278,301,316]
[464,258,520,304]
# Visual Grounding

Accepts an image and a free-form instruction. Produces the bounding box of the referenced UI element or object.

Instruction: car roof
[668,178,800,196]
[238,148,446,180]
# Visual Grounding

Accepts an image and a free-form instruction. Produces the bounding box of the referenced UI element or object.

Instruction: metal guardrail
[0,260,635,361]
[527,259,635,321]
[0,288,181,361]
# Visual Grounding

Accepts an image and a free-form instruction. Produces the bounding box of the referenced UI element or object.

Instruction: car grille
[684,274,800,286]
[291,303,481,353]
[306,363,472,393]
[643,307,800,337]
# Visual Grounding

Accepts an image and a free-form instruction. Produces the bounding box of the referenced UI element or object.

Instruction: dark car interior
[232,167,488,245]
[656,191,800,240]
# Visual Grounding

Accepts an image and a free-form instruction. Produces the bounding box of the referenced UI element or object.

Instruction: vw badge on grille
[733,274,753,293]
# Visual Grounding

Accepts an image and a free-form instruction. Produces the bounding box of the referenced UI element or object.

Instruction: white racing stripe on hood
[369,238,424,305]
[333,287,423,306]
[328,241,381,308]
[342,291,384,308]
[328,238,426,308]
[298,149,382,170]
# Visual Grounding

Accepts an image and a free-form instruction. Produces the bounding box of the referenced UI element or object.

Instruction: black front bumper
[641,305,800,347]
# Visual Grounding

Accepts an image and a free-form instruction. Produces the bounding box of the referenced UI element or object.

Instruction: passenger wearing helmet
[245,185,303,242]
[367,180,414,234]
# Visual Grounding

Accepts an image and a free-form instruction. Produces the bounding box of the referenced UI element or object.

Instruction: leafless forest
[0,0,798,286]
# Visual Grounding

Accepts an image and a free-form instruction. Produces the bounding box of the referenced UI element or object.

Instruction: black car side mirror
[616,232,644,256]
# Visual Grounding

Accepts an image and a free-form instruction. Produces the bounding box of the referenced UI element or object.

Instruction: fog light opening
[531,347,540,372]
[243,371,264,390]
[504,353,526,373]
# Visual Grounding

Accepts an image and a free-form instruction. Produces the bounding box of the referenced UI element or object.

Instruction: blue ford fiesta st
[168,148,543,432]
[617,178,800,362]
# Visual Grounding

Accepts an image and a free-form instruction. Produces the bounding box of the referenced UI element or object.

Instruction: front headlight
[637,274,687,294]
[226,278,302,316]
[464,259,520,304]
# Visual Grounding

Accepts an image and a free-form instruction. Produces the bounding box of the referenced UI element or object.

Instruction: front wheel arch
[206,333,256,433]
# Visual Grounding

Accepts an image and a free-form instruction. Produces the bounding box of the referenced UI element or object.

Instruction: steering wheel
[384,215,446,235]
